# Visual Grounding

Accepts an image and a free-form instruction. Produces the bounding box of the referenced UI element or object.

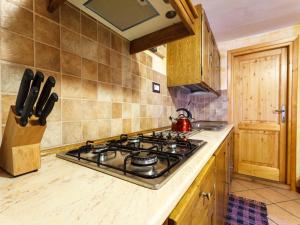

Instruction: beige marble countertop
[0,125,233,225]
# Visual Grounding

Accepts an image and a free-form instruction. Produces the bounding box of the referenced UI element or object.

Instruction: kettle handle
[176,108,192,119]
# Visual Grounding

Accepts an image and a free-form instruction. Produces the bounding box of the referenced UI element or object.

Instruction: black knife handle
[20,87,39,127]
[15,69,34,116]
[29,71,44,116]
[35,76,56,117]
[39,93,58,126]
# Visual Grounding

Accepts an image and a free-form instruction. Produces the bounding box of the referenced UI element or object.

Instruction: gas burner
[98,151,116,161]
[127,137,140,148]
[166,141,177,153]
[92,144,109,154]
[131,152,158,166]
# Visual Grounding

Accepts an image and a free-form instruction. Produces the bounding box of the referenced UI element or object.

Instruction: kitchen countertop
[0,125,233,225]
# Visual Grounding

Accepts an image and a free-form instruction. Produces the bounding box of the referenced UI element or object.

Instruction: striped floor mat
[225,194,268,225]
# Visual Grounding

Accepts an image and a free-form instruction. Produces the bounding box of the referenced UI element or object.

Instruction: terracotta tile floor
[231,178,300,225]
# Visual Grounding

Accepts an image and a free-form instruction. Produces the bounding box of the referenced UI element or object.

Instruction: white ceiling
[192,0,300,42]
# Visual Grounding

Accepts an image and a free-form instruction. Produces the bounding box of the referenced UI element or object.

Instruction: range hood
[69,0,180,41]
[47,0,199,53]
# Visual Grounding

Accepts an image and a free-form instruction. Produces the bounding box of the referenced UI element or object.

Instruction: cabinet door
[212,45,220,91]
[168,157,216,225]
[215,139,228,225]
[202,14,212,87]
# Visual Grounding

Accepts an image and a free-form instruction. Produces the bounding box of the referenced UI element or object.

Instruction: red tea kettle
[170,108,193,132]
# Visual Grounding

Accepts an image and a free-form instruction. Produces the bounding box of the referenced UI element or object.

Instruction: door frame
[227,37,299,191]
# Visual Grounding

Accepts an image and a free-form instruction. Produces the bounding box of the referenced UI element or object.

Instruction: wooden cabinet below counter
[163,130,233,225]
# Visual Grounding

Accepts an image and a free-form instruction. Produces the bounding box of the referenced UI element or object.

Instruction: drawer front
[169,157,216,225]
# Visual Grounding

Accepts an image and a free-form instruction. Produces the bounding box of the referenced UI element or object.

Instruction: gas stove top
[57,130,206,189]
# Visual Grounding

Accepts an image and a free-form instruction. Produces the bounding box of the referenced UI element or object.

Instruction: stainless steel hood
[68,0,181,41]
[84,0,159,31]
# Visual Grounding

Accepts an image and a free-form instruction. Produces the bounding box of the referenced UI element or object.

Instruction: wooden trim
[185,0,199,19]
[47,0,66,12]
[170,0,196,34]
[130,22,190,54]
[227,38,299,190]
[41,126,170,157]
[238,122,281,132]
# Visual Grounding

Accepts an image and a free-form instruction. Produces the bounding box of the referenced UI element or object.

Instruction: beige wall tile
[111,33,122,52]
[82,120,98,140]
[60,3,80,33]
[98,119,111,138]
[82,58,97,81]
[46,99,61,122]
[112,103,122,119]
[111,119,122,136]
[111,85,123,102]
[132,118,140,132]
[9,0,33,9]
[81,36,98,61]
[98,23,110,47]
[35,15,60,47]
[97,101,112,119]
[0,29,34,66]
[123,87,132,103]
[41,121,62,148]
[82,79,97,99]
[97,83,112,102]
[61,27,81,55]
[122,119,131,133]
[1,0,33,38]
[122,103,131,119]
[2,94,16,124]
[132,103,140,118]
[111,68,122,85]
[98,63,111,83]
[1,63,27,94]
[110,50,121,69]
[35,42,60,72]
[62,121,82,144]
[61,75,81,98]
[81,14,97,41]
[61,51,81,76]
[131,90,140,104]
[98,45,110,66]
[81,100,98,120]
[35,0,59,22]
[62,99,82,121]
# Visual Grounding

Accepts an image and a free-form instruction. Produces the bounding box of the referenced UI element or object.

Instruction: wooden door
[232,48,288,182]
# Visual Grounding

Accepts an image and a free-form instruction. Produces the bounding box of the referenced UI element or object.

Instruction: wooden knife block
[0,106,46,176]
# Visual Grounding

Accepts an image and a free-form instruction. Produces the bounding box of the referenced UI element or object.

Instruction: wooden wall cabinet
[167,5,220,95]
[165,131,233,225]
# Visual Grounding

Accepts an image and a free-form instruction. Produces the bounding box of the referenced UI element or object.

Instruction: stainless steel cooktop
[57,130,206,189]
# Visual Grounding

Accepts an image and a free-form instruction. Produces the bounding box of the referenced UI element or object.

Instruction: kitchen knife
[15,69,34,116]
[35,76,56,117]
[29,71,44,116]
[39,93,58,126]
[20,87,39,127]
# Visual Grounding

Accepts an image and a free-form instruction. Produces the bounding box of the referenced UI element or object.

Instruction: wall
[0,0,226,151]
[217,24,300,184]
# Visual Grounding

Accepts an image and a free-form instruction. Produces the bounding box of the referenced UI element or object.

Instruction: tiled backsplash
[0,0,227,150]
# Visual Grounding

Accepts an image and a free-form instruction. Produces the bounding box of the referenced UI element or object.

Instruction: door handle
[273,105,286,123]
